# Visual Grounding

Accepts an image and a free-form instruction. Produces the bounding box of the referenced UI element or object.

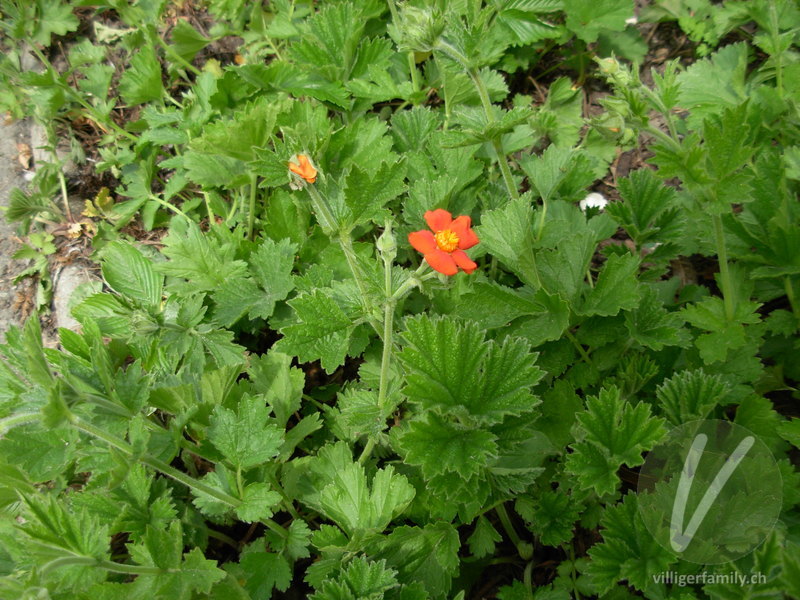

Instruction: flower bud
[377,220,397,263]
[390,6,444,54]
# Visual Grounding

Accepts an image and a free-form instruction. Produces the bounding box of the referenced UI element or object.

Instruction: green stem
[712,212,735,322]
[148,194,190,221]
[203,192,215,224]
[645,125,681,152]
[523,560,534,599]
[769,0,784,98]
[496,504,531,559]
[70,417,287,538]
[359,250,398,465]
[305,183,339,237]
[153,30,202,76]
[389,262,430,302]
[467,67,519,200]
[785,277,799,323]
[42,555,169,576]
[56,158,72,222]
[339,234,382,334]
[565,329,597,372]
[0,412,39,433]
[247,173,257,241]
[536,199,548,241]
[99,559,171,576]
[407,52,421,98]
[207,528,240,550]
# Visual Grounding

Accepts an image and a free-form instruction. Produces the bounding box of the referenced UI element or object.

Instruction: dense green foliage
[1,0,800,598]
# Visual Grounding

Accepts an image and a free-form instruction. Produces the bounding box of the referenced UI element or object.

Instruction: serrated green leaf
[566,386,666,496]
[119,46,163,105]
[396,411,498,480]
[624,286,689,351]
[239,552,292,598]
[564,0,633,43]
[274,289,361,373]
[311,557,399,600]
[577,254,641,317]
[236,483,282,522]
[656,369,730,425]
[676,42,750,128]
[399,315,543,425]
[467,515,502,558]
[587,494,674,595]
[213,237,296,326]
[208,394,283,470]
[372,522,460,598]
[156,221,247,293]
[100,242,163,308]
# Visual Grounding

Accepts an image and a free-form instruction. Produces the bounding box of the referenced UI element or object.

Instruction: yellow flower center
[434,229,459,253]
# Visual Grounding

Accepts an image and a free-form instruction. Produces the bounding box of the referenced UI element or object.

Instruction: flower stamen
[434,229,459,253]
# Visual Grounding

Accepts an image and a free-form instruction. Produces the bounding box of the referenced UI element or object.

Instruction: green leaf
[495,0,562,46]
[606,168,682,246]
[5,188,57,222]
[334,160,407,230]
[476,195,540,288]
[703,102,755,182]
[655,369,730,425]
[119,46,164,105]
[520,145,595,203]
[100,242,163,308]
[33,0,79,46]
[248,351,305,429]
[287,442,415,536]
[319,462,415,537]
[577,254,641,317]
[157,221,247,293]
[467,516,502,558]
[170,20,210,62]
[213,238,296,327]
[208,394,283,470]
[566,386,666,496]
[274,289,361,373]
[587,494,674,595]
[537,232,596,302]
[236,483,282,522]
[777,418,800,448]
[372,522,460,598]
[396,411,498,481]
[676,42,750,128]
[564,0,633,43]
[238,552,292,598]
[311,557,398,600]
[516,488,580,547]
[399,315,543,425]
[624,286,689,351]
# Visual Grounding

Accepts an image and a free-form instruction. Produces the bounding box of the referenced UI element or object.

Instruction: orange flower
[288,154,317,184]
[408,209,479,276]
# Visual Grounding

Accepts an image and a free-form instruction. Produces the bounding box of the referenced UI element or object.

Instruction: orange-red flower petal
[288,154,317,183]
[425,249,459,276]
[425,209,452,232]
[408,230,438,254]
[451,250,477,274]
[450,215,479,249]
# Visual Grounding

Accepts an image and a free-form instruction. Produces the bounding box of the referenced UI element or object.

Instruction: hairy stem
[712,212,735,321]
[247,173,258,241]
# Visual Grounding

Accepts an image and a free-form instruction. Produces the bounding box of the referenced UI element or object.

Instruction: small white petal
[580,192,608,212]
[625,16,638,25]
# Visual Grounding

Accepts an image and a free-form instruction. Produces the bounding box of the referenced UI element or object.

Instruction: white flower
[625,16,638,25]
[580,192,608,212]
